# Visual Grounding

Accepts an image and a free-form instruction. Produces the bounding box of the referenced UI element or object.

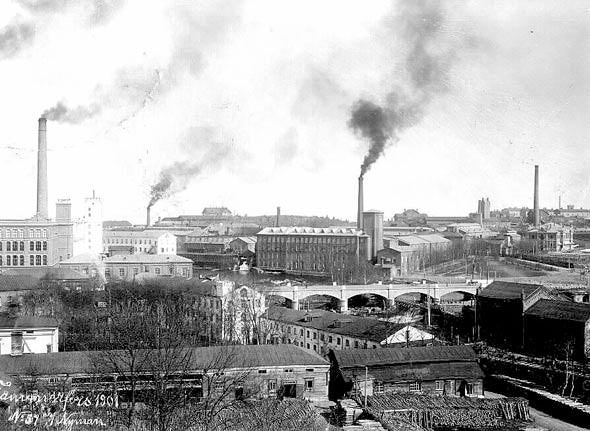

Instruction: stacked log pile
[364,393,530,430]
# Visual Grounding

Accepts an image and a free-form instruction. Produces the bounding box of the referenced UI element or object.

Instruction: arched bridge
[260,282,480,312]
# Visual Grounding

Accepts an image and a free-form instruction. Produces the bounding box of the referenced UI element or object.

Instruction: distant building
[229,237,257,254]
[328,345,484,401]
[103,229,179,255]
[217,283,267,345]
[559,206,590,219]
[477,197,491,220]
[0,316,59,355]
[73,192,103,256]
[263,306,435,355]
[103,254,193,281]
[256,227,370,276]
[446,223,495,239]
[378,234,451,276]
[202,207,232,217]
[521,223,575,252]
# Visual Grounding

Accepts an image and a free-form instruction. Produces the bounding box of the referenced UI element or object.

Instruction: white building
[103,229,178,255]
[103,254,193,281]
[0,316,59,355]
[73,192,103,256]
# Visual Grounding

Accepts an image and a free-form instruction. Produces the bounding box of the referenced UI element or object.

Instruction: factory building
[103,229,179,255]
[73,191,103,256]
[0,118,73,272]
[256,227,370,276]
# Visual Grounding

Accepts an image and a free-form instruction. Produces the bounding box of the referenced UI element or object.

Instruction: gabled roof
[525,299,590,323]
[104,254,192,264]
[0,345,328,376]
[478,281,543,300]
[332,345,478,369]
[258,227,367,237]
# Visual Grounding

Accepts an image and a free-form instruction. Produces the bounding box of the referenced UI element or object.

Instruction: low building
[524,299,590,361]
[446,223,495,239]
[328,345,484,400]
[103,229,179,255]
[477,281,552,350]
[0,274,39,311]
[378,234,451,276]
[256,227,370,276]
[229,237,257,254]
[202,207,232,217]
[103,254,193,281]
[0,316,59,355]
[521,223,575,252]
[0,344,329,403]
[263,306,435,355]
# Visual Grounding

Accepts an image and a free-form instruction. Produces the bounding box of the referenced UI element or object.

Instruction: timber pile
[364,393,530,430]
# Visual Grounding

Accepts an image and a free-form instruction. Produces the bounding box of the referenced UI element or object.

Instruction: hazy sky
[0,0,588,223]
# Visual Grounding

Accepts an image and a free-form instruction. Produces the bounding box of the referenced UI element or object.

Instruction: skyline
[1,0,589,223]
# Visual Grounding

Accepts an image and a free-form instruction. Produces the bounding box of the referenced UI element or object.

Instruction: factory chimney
[275,206,281,227]
[357,174,364,230]
[146,205,151,227]
[36,117,48,219]
[534,165,540,227]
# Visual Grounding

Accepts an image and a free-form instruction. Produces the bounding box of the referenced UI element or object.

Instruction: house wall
[104,261,192,280]
[524,315,588,361]
[0,327,59,355]
[351,377,483,398]
[477,296,524,350]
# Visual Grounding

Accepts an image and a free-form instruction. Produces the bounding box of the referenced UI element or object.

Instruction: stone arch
[391,291,436,303]
[439,290,475,302]
[346,292,390,310]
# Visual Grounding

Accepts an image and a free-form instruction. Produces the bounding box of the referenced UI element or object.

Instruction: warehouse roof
[258,227,367,237]
[332,345,478,369]
[478,281,543,300]
[104,254,192,264]
[0,316,58,329]
[342,361,484,382]
[0,274,39,291]
[266,306,416,343]
[524,299,590,323]
[0,345,328,376]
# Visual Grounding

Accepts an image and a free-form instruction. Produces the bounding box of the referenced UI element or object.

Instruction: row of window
[104,266,190,278]
[0,228,48,239]
[260,236,357,246]
[0,255,48,266]
[0,241,47,252]
[104,238,155,245]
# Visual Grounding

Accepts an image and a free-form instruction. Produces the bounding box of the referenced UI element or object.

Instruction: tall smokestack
[146,205,151,227]
[36,117,48,219]
[357,174,364,230]
[275,206,281,227]
[534,165,540,227]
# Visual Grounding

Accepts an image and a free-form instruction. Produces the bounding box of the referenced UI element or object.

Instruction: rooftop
[0,344,327,376]
[0,274,39,292]
[0,316,58,329]
[478,281,543,300]
[332,345,478,369]
[104,254,192,264]
[525,299,590,323]
[258,227,367,237]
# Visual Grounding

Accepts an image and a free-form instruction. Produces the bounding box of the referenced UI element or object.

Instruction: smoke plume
[147,128,235,208]
[42,101,101,124]
[17,0,126,26]
[0,20,35,59]
[350,0,470,176]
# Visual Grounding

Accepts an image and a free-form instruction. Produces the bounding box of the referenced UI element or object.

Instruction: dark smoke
[42,101,101,124]
[147,128,235,208]
[350,0,468,175]
[0,20,35,59]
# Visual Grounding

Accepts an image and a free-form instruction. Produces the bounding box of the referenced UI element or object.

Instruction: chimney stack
[357,174,364,230]
[275,206,281,227]
[146,205,151,227]
[534,165,540,227]
[36,117,48,219]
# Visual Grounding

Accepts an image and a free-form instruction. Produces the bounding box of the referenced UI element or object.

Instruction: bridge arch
[346,292,390,310]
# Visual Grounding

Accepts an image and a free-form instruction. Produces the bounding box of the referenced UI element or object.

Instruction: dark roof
[478,281,543,300]
[266,306,407,343]
[342,361,484,382]
[103,220,132,228]
[0,316,58,329]
[524,299,590,323]
[332,345,478,369]
[0,275,39,291]
[2,267,90,281]
[0,345,328,376]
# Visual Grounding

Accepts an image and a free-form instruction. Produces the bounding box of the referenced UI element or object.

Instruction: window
[29,241,34,251]
[435,380,444,391]
[119,268,125,277]
[42,241,47,251]
[19,241,24,251]
[328,336,333,343]
[11,332,23,355]
[19,255,24,266]
[6,242,11,251]
[258,369,267,374]
[155,267,161,275]
[313,332,317,339]
[30,255,34,266]
[306,343,310,349]
[320,334,324,341]
[409,381,421,392]
[300,329,303,336]
[306,330,310,338]
[0,256,2,266]
[374,382,384,394]
[12,256,18,266]
[46,344,52,353]
[267,379,277,393]
[354,340,359,348]
[337,337,341,345]
[466,383,475,395]
[304,378,314,392]
[42,255,47,265]
[0,242,2,251]
[12,241,18,251]
[105,269,111,278]
[36,241,41,251]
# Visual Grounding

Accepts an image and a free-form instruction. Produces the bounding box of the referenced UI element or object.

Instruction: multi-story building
[103,254,193,281]
[73,191,103,256]
[0,119,74,272]
[103,229,178,255]
[378,234,452,276]
[256,227,370,276]
[521,223,575,252]
[263,307,435,355]
[559,206,590,219]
